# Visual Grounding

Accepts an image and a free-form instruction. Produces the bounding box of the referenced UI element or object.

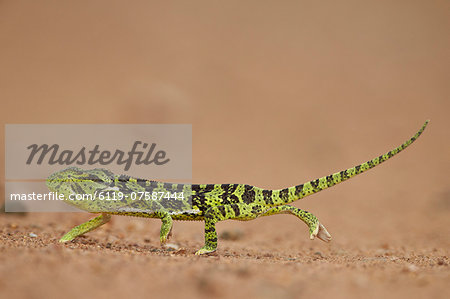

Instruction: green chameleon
[47,121,429,255]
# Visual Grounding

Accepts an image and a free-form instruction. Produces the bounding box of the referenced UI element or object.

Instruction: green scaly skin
[47,121,429,255]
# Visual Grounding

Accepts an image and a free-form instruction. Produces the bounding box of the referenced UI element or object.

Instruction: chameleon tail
[275,120,429,204]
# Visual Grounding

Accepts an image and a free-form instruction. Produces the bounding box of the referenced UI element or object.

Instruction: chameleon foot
[159,213,173,244]
[195,247,217,255]
[59,234,75,243]
[59,214,111,243]
[160,227,173,244]
[310,223,332,242]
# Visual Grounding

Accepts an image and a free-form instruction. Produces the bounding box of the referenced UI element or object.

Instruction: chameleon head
[46,167,115,208]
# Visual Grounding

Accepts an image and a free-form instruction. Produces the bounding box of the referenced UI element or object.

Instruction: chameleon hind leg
[258,205,332,242]
[196,203,276,255]
[196,203,254,255]
[195,203,331,255]
[59,213,111,242]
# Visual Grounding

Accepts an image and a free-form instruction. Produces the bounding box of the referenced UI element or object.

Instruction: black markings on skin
[131,201,142,208]
[252,205,261,214]
[230,194,239,202]
[192,197,207,212]
[174,184,184,193]
[219,184,239,204]
[310,179,320,189]
[190,185,201,193]
[241,185,256,204]
[71,184,85,194]
[84,174,102,183]
[201,185,215,193]
[161,196,183,211]
[231,204,240,217]
[107,178,116,187]
[217,206,226,217]
[295,184,304,195]
[145,180,159,192]
[117,175,130,182]
[163,182,172,190]
[355,165,361,173]
[262,190,273,205]
[279,189,289,201]
[205,226,215,234]
[136,178,147,188]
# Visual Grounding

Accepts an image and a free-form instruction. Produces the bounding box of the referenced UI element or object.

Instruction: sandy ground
[0,1,449,299]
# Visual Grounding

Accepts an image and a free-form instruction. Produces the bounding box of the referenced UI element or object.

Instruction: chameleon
[46,120,429,255]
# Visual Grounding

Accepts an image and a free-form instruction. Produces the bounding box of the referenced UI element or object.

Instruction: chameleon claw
[194,247,217,255]
[310,223,331,242]
[59,234,75,243]
[160,235,170,244]
[310,222,320,240]
[160,227,173,244]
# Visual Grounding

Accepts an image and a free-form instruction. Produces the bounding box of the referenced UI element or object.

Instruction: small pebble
[173,248,187,254]
[164,243,179,251]
[314,251,323,258]
[402,264,418,273]
[29,233,37,238]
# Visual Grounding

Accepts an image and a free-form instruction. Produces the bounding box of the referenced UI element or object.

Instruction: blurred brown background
[0,1,449,299]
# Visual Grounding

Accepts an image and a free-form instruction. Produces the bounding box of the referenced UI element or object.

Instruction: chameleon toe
[195,248,217,255]
[316,223,332,242]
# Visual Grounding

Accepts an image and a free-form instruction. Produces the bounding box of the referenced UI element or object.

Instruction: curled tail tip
[414,120,429,137]
[421,120,430,130]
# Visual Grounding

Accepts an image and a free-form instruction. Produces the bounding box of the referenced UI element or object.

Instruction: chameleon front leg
[257,205,332,242]
[155,210,173,244]
[59,213,111,242]
[142,200,174,244]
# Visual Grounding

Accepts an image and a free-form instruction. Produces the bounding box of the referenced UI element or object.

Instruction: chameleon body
[46,121,429,255]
